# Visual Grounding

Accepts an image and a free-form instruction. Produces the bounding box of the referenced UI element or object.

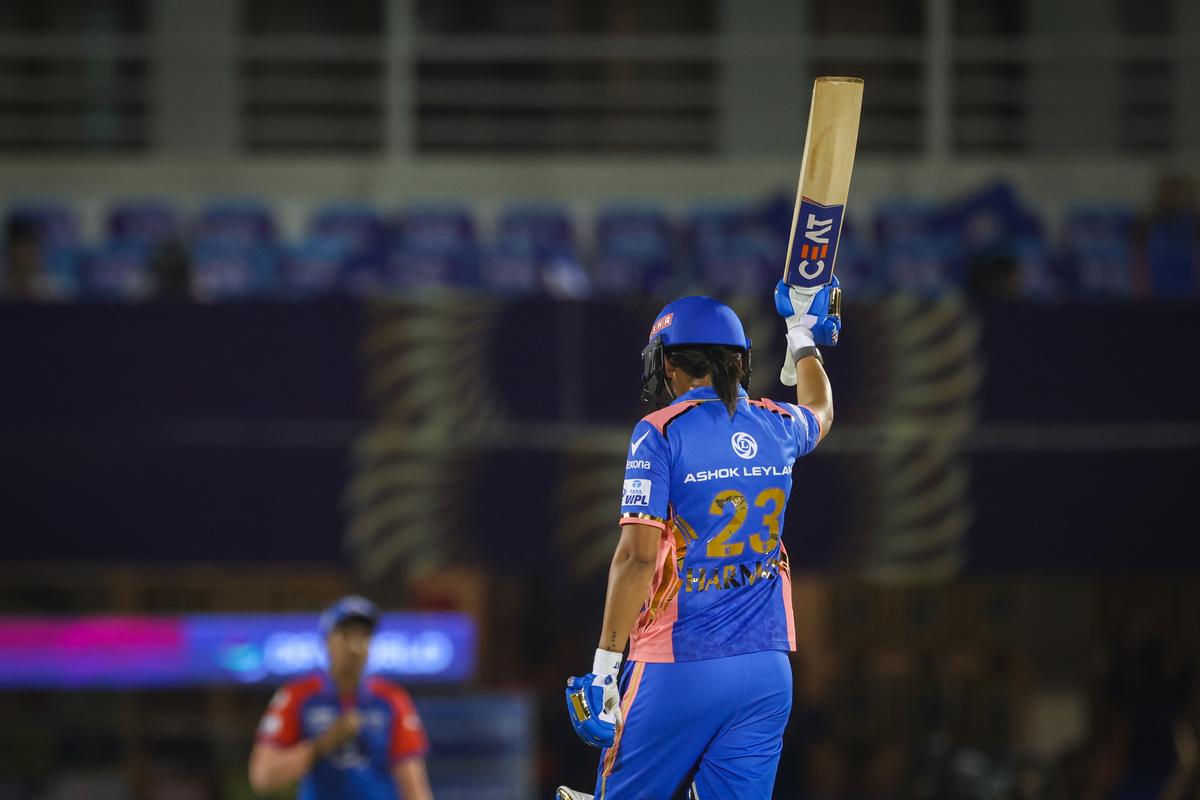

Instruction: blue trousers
[593,650,793,800]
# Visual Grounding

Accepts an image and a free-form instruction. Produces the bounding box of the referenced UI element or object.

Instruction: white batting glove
[592,648,623,728]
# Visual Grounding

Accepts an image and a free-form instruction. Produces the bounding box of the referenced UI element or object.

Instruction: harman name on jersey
[619,385,823,663]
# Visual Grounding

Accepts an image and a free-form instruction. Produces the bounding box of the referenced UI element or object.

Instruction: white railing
[0,1,1197,158]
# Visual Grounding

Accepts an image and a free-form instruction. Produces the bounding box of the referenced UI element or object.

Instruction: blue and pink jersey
[256,672,428,800]
[619,385,823,663]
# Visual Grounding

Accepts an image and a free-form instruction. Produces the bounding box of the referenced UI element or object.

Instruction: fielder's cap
[318,595,379,636]
[649,295,750,350]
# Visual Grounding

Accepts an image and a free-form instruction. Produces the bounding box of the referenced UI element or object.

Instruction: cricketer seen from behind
[561,274,843,799]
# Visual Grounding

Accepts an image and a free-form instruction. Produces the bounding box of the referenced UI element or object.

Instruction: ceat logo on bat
[649,313,674,337]
[787,198,845,289]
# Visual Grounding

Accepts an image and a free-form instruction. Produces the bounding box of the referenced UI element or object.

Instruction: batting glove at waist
[565,649,623,749]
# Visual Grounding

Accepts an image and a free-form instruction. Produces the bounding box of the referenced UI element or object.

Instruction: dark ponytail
[665,345,748,417]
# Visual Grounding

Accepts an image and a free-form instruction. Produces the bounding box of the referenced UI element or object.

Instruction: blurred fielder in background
[249,596,434,800]
[562,278,842,799]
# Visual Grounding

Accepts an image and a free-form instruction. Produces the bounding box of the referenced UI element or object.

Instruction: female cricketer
[563,278,841,799]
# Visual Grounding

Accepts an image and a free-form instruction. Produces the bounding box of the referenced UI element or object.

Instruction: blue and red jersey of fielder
[256,672,428,800]
[596,384,822,799]
[618,384,821,664]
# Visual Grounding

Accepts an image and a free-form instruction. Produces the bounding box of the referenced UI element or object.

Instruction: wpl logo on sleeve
[622,479,651,506]
[787,198,845,289]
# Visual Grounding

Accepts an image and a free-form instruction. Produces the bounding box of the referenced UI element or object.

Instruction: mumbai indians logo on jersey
[731,432,758,459]
[787,198,845,288]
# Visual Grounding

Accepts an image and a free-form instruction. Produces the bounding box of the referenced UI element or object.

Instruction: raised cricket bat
[783,76,864,289]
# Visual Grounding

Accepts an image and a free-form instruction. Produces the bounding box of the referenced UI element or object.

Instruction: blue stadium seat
[593,206,673,295]
[341,252,388,297]
[107,201,180,246]
[1064,206,1135,246]
[499,205,574,250]
[685,205,749,256]
[593,247,673,296]
[478,243,541,294]
[828,218,883,296]
[40,245,85,300]
[83,241,152,301]
[282,238,351,298]
[1062,206,1136,298]
[1146,219,1197,298]
[596,206,671,257]
[943,182,1033,253]
[5,201,79,248]
[1012,235,1057,299]
[881,238,951,295]
[394,205,476,251]
[198,199,277,245]
[541,249,593,299]
[873,198,939,246]
[308,204,384,257]
[384,243,479,291]
[696,239,774,295]
[190,239,280,300]
[754,191,797,243]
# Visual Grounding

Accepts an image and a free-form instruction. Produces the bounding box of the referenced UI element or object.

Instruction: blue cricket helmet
[318,594,379,636]
[641,296,752,404]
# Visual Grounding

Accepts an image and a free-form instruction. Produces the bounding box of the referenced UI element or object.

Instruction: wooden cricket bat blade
[783,76,864,289]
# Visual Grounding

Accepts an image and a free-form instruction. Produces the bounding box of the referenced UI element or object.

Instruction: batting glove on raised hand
[565,649,623,749]
[774,275,842,386]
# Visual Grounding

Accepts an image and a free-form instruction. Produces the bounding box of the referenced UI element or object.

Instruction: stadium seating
[478,242,541,294]
[384,242,479,291]
[593,205,673,295]
[1062,206,1137,298]
[83,240,153,301]
[499,205,574,251]
[107,201,180,247]
[1146,218,1198,298]
[3,183,1196,302]
[190,239,280,300]
[281,238,351,299]
[308,203,385,258]
[197,199,277,245]
[5,201,79,247]
[394,205,476,251]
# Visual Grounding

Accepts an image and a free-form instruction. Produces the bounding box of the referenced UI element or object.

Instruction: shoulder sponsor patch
[622,478,652,507]
[258,712,282,736]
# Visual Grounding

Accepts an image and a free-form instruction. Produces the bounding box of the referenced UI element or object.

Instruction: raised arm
[793,354,833,442]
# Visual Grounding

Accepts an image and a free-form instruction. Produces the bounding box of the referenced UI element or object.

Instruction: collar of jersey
[318,670,368,701]
[670,385,749,405]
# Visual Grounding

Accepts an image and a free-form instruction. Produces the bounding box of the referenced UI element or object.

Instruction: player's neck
[670,378,712,397]
[331,672,361,695]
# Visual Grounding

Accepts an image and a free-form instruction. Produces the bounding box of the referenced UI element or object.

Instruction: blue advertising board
[0,612,475,688]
